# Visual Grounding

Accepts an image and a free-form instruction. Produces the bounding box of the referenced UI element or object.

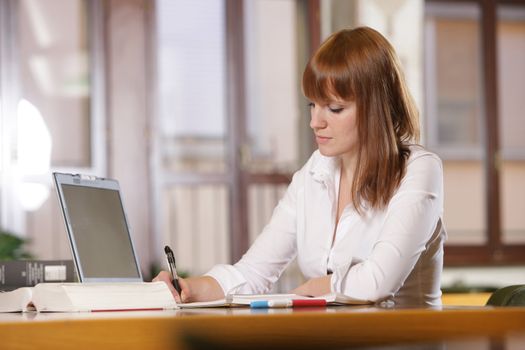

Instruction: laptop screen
[54,173,142,282]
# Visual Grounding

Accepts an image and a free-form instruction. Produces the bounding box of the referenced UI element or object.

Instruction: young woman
[154,26,446,306]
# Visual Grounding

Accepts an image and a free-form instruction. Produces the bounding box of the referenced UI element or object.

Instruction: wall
[106,0,153,277]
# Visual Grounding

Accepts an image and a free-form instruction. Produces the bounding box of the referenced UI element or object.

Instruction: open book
[179,292,371,309]
[0,282,177,312]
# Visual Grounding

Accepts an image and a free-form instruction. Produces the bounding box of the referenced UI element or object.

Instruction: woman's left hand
[291,275,332,297]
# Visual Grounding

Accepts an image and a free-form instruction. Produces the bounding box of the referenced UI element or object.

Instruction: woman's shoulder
[407,144,443,170]
[392,144,444,196]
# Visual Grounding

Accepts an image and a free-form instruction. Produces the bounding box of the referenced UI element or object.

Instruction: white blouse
[206,145,446,306]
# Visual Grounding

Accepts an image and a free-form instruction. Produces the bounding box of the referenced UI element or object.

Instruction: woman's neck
[335,153,356,224]
[340,152,357,184]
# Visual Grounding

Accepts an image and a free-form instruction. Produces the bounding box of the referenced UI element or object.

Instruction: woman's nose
[310,108,327,130]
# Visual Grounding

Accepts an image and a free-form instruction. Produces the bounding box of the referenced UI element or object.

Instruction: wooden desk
[1,306,524,349]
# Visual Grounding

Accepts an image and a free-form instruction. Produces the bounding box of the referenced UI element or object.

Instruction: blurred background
[0,0,524,292]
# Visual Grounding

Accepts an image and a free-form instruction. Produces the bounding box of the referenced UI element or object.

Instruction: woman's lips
[316,135,331,144]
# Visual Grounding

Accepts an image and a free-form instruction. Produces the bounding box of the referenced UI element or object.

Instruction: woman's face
[309,97,359,160]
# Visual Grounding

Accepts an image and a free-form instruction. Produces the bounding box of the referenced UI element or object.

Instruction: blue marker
[250,300,269,308]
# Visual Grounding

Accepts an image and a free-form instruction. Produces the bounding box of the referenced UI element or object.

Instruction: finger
[178,278,190,303]
[153,270,170,282]
[153,271,182,302]
[290,282,307,296]
[290,288,300,295]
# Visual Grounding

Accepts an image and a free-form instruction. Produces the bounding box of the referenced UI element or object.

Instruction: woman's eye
[329,107,344,114]
[308,102,315,108]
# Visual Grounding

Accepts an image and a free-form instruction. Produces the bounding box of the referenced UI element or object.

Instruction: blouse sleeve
[330,152,444,302]
[205,167,303,295]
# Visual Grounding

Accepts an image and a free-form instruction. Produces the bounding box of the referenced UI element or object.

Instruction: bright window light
[16,98,52,211]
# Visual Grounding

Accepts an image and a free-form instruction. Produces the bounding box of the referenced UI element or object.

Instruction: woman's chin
[317,148,337,157]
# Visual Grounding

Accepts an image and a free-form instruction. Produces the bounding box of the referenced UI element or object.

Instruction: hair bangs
[302,48,357,103]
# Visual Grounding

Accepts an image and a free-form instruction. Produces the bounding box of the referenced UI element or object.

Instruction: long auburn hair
[302,27,420,213]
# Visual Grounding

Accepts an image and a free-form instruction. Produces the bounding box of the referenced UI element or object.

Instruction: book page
[178,299,229,308]
[0,287,33,312]
[230,293,312,304]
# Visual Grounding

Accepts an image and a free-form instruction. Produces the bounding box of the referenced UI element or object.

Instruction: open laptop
[53,173,143,282]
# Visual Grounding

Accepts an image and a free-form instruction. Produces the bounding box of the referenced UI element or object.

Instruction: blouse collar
[309,151,340,186]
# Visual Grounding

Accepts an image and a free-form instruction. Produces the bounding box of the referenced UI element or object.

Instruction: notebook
[179,292,371,309]
[53,173,143,283]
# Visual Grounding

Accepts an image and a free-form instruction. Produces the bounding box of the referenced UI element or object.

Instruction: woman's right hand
[153,271,225,303]
[152,270,189,303]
